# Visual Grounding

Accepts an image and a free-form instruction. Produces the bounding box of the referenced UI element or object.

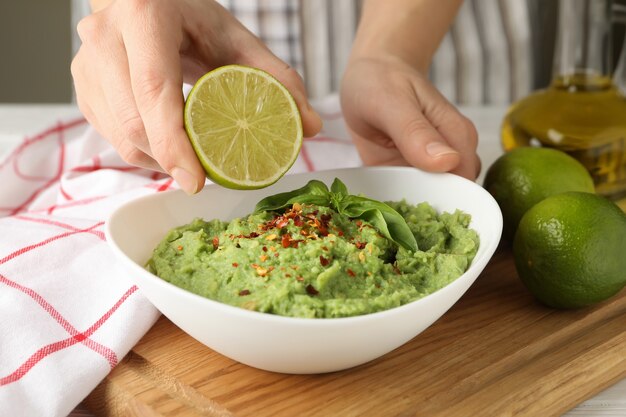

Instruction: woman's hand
[71,0,321,194]
[341,0,480,180]
[340,55,480,180]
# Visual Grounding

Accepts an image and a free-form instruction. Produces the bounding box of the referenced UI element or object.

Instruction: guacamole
[147,200,479,318]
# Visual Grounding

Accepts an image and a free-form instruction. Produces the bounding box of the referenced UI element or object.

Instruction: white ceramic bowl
[106,167,502,374]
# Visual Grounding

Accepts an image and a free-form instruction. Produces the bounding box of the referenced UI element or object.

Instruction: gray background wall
[0,1,73,103]
[0,0,623,104]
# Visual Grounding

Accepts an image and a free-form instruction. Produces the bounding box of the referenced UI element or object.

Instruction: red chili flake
[248,232,259,238]
[306,284,319,295]
[176,245,183,251]
[293,216,303,227]
[291,240,300,249]
[285,273,292,278]
[300,229,309,236]
[281,234,291,248]
[354,241,366,249]
[262,246,268,252]
[296,276,304,282]
[212,236,219,250]
[322,246,329,251]
[238,289,250,296]
[251,263,259,269]
[268,266,275,272]
[355,220,362,227]
[319,255,330,267]
[312,210,319,216]
[347,269,356,277]
[274,253,279,258]
[337,230,344,237]
[232,262,239,267]
[320,214,331,223]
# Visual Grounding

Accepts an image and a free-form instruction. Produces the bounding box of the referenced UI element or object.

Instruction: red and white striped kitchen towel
[0,94,360,416]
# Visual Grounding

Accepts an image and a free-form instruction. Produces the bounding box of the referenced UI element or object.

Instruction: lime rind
[184,65,303,190]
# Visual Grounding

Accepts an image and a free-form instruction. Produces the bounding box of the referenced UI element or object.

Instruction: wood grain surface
[84,247,626,416]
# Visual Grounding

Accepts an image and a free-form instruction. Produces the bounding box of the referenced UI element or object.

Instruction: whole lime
[513,191,626,309]
[483,147,594,242]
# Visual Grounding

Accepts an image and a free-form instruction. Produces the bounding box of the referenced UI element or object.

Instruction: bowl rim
[105,166,503,325]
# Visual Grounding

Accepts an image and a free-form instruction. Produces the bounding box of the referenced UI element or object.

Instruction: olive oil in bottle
[501,0,626,202]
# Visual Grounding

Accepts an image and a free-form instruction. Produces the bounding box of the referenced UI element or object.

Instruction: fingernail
[171,167,199,195]
[426,142,458,157]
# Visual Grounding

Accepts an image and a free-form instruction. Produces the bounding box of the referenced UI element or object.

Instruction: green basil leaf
[330,178,349,196]
[254,178,418,252]
[342,196,418,252]
[254,180,330,213]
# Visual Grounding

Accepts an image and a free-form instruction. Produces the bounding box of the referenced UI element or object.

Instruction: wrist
[350,0,462,75]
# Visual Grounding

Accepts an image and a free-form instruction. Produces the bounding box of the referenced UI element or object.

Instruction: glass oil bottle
[501,0,626,204]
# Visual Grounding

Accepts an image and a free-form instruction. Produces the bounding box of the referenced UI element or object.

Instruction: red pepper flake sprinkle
[356,220,362,227]
[347,269,356,277]
[319,255,330,267]
[285,273,292,278]
[281,234,291,248]
[296,276,304,282]
[212,237,219,250]
[238,289,250,296]
[232,262,239,267]
[306,284,319,295]
[294,216,303,227]
[262,246,268,252]
[274,253,279,258]
[251,263,259,269]
[322,246,329,251]
[177,245,183,251]
[354,241,366,249]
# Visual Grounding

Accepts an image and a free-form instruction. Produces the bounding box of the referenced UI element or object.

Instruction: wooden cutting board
[84,247,626,416]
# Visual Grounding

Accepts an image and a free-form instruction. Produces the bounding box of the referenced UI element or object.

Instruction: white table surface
[0,103,624,416]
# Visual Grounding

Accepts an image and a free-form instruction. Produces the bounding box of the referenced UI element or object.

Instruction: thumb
[372,94,461,173]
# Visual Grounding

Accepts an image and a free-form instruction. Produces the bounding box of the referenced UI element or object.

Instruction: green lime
[513,191,626,309]
[184,65,303,190]
[483,147,594,242]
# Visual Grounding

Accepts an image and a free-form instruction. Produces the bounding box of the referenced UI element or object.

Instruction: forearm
[351,0,463,74]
